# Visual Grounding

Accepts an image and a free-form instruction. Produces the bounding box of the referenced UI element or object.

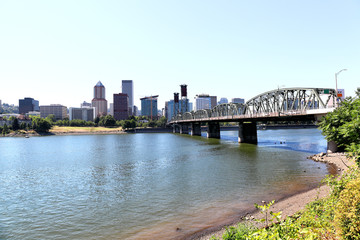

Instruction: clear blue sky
[1,0,359,110]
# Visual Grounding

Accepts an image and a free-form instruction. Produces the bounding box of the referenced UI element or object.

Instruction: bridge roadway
[169,87,337,144]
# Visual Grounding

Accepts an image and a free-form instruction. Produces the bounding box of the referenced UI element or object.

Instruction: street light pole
[335,69,347,107]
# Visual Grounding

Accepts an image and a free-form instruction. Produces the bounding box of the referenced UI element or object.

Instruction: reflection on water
[0,129,329,239]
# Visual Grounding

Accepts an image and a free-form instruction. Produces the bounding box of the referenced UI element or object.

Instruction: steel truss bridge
[170,88,337,123]
[169,88,337,144]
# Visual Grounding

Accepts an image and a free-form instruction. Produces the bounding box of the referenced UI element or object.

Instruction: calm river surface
[0,129,331,239]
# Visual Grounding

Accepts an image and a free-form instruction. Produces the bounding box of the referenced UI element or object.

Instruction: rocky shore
[194,152,352,240]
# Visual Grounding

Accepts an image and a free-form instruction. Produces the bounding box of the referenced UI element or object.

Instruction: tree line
[1,115,168,134]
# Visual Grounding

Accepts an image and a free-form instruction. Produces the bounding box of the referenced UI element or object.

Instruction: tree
[98,115,116,127]
[31,117,52,133]
[122,119,136,129]
[318,95,360,162]
[11,118,20,131]
[2,123,9,135]
[20,122,27,130]
[45,114,56,123]
[94,116,100,126]
[156,116,167,128]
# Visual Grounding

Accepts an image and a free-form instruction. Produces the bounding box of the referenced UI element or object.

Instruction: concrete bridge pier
[191,123,201,136]
[238,122,258,144]
[180,124,189,134]
[173,124,180,133]
[207,122,220,139]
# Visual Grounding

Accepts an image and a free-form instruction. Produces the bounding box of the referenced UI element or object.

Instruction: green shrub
[335,177,360,239]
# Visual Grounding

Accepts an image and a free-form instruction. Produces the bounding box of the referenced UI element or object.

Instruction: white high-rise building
[195,94,211,111]
[122,80,134,115]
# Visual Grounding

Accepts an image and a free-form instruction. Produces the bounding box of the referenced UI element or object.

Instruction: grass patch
[50,126,123,133]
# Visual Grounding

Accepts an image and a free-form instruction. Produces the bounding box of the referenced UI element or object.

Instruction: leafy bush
[212,166,360,240]
[335,177,360,239]
[318,97,360,154]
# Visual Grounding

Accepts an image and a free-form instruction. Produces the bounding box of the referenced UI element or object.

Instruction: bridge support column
[327,141,345,153]
[173,125,180,133]
[238,122,258,144]
[191,123,201,136]
[207,122,220,139]
[180,124,189,134]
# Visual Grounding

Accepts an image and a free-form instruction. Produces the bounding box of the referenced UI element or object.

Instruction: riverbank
[193,152,352,240]
[0,126,179,137]
[0,126,126,137]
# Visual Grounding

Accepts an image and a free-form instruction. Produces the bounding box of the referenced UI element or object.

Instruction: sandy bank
[193,152,352,240]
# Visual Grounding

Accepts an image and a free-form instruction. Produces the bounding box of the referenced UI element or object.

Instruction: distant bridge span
[169,88,337,144]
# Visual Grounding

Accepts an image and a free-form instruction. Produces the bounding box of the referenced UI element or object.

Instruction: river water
[0,129,332,240]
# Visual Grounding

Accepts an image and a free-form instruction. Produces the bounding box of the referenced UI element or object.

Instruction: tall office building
[194,94,211,111]
[231,98,245,104]
[92,81,108,117]
[19,97,40,114]
[210,96,217,108]
[141,95,158,119]
[113,93,129,120]
[40,104,67,120]
[122,80,133,115]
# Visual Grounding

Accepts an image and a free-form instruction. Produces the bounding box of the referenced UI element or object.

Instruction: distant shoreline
[0,126,176,137]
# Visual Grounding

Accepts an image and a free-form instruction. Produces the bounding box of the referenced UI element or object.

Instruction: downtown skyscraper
[92,81,108,117]
[121,80,134,115]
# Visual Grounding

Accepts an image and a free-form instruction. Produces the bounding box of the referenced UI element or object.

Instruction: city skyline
[1,1,359,109]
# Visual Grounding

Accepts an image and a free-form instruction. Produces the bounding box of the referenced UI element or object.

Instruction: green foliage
[222,224,255,240]
[335,176,360,239]
[156,116,167,127]
[69,119,86,127]
[56,119,70,126]
[11,117,19,130]
[2,124,9,135]
[45,114,56,123]
[254,200,278,226]
[20,122,27,130]
[31,117,52,132]
[121,119,136,129]
[318,97,360,152]
[94,116,100,125]
[346,143,360,163]
[214,167,360,240]
[98,115,116,127]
